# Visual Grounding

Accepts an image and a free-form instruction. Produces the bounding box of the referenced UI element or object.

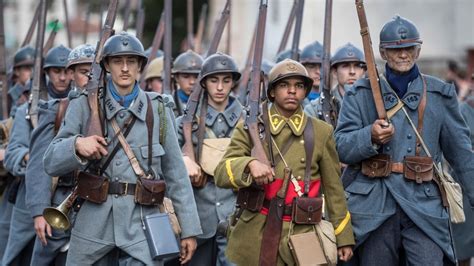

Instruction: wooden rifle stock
[139,11,165,90]
[290,0,304,61]
[85,0,119,137]
[135,0,145,40]
[122,0,131,31]
[27,0,47,129]
[320,0,338,128]
[21,3,40,47]
[186,0,194,50]
[181,0,231,162]
[355,0,387,120]
[43,20,59,57]
[0,0,8,118]
[245,0,270,166]
[63,0,72,48]
[162,0,172,95]
[194,4,207,54]
[237,21,258,106]
[277,0,297,55]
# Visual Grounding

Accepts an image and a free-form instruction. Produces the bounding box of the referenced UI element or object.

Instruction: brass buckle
[121,182,129,196]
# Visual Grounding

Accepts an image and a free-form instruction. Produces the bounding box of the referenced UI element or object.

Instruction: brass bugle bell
[43,190,76,230]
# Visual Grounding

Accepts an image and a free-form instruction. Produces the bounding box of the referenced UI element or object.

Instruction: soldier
[176,53,242,266]
[43,32,201,265]
[214,59,354,265]
[2,44,72,265]
[305,43,366,118]
[24,44,95,266]
[300,41,324,105]
[334,15,474,265]
[144,57,164,93]
[8,45,35,117]
[171,50,203,116]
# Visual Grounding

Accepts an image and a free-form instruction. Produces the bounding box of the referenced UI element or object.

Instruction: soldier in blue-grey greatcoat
[2,44,72,266]
[335,15,474,265]
[43,32,202,265]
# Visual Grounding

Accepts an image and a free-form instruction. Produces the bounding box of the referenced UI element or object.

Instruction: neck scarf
[109,79,140,108]
[385,63,420,98]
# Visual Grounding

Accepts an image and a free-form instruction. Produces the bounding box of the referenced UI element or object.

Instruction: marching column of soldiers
[0,1,473,266]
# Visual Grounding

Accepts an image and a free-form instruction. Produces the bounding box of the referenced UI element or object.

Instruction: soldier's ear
[103,59,111,72]
[379,48,387,60]
[414,46,421,60]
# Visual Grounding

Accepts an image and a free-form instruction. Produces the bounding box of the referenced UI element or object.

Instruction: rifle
[83,2,90,43]
[63,0,72,48]
[225,0,231,54]
[277,0,297,55]
[85,0,119,137]
[186,0,194,50]
[21,3,40,47]
[139,11,165,90]
[290,0,304,61]
[26,0,47,129]
[237,21,258,106]
[181,0,231,169]
[42,20,59,57]
[319,0,338,128]
[355,0,386,120]
[0,0,8,118]
[194,4,207,54]
[162,0,172,95]
[135,0,145,40]
[244,0,270,167]
[122,0,131,31]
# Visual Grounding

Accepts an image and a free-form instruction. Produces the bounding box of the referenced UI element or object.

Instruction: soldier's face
[147,77,163,94]
[205,73,233,106]
[47,67,73,93]
[104,56,141,92]
[270,77,306,116]
[303,63,321,90]
[72,63,92,89]
[333,62,366,86]
[381,46,420,74]
[174,73,198,96]
[14,66,33,85]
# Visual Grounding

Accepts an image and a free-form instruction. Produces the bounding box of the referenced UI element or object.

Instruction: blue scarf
[385,64,420,98]
[177,89,189,104]
[47,82,70,99]
[307,91,320,101]
[109,80,140,108]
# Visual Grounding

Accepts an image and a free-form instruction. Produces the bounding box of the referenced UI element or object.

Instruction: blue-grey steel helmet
[275,49,300,63]
[331,43,366,68]
[379,15,422,49]
[261,59,275,77]
[172,50,203,74]
[101,31,148,71]
[43,45,71,69]
[13,45,35,68]
[144,47,164,58]
[66,44,95,69]
[300,41,323,64]
[199,52,241,87]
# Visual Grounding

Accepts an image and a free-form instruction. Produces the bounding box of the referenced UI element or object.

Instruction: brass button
[300,158,305,163]
[296,176,302,180]
[300,139,305,145]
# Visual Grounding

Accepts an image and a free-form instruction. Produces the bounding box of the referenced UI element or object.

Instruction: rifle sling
[196,92,207,163]
[303,119,314,195]
[54,98,70,134]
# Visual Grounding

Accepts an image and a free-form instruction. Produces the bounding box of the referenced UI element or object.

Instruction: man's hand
[0,148,5,161]
[24,153,29,162]
[371,119,395,145]
[34,216,52,246]
[247,160,274,185]
[179,237,197,264]
[182,155,202,184]
[75,136,108,160]
[337,246,353,262]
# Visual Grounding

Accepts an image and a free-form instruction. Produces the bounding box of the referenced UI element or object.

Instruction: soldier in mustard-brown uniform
[214,59,354,265]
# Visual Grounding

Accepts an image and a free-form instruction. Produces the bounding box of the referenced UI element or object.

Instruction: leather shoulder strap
[416,75,428,155]
[54,98,70,134]
[146,95,154,172]
[303,118,315,196]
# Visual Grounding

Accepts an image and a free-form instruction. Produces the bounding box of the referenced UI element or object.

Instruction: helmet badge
[121,36,129,46]
[287,62,297,72]
[398,27,408,39]
[220,59,227,66]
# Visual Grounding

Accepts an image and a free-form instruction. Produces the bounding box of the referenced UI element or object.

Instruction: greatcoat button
[300,158,305,163]
[407,147,412,153]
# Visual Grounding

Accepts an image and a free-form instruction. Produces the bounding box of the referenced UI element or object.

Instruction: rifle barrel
[0,0,8,118]
[187,0,194,50]
[194,4,207,54]
[290,0,304,61]
[63,0,72,48]
[162,0,172,95]
[21,3,40,47]
[277,0,297,54]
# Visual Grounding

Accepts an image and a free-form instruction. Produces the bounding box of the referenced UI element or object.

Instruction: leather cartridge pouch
[291,197,323,225]
[403,156,433,184]
[236,184,265,212]
[199,138,231,176]
[135,177,166,206]
[361,154,391,178]
[77,171,109,204]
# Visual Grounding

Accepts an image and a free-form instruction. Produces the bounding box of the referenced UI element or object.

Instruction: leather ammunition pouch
[361,154,391,178]
[57,174,76,187]
[134,177,166,206]
[236,184,265,212]
[76,171,109,204]
[403,156,433,184]
[291,197,323,225]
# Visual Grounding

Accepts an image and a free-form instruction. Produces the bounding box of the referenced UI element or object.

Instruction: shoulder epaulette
[424,75,455,98]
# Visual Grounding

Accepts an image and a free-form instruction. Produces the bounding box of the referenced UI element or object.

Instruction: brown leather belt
[391,162,404,174]
[108,181,136,195]
[263,199,292,216]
